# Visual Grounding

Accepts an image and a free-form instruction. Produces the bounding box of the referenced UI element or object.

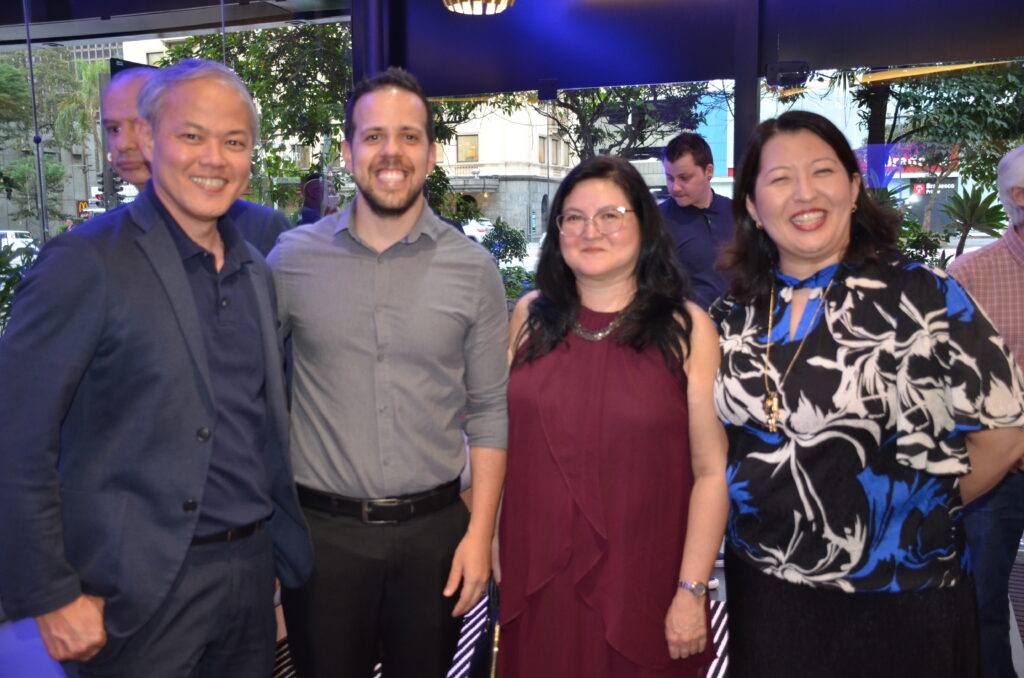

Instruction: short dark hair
[722,110,900,304]
[344,67,435,145]
[663,132,713,168]
[519,156,693,373]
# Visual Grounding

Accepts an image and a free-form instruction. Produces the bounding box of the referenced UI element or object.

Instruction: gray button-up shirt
[268,203,509,499]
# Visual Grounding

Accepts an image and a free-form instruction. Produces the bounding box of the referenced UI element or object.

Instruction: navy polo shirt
[155,197,273,536]
[659,191,736,309]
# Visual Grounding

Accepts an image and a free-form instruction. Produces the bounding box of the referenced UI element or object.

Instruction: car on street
[0,230,34,252]
[463,217,494,241]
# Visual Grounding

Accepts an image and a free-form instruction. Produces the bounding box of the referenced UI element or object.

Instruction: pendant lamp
[443,0,515,15]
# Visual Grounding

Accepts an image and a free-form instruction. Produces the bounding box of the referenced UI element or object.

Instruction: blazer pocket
[60,488,128,599]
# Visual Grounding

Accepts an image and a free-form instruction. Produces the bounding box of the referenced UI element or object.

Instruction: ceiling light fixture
[443,0,515,15]
[857,60,1013,84]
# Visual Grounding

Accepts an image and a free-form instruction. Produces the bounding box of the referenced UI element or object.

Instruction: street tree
[54,60,107,205]
[0,47,78,142]
[529,83,718,162]
[5,154,66,224]
[0,63,31,142]
[898,62,1024,189]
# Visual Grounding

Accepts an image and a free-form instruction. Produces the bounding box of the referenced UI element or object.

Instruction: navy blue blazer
[0,188,312,639]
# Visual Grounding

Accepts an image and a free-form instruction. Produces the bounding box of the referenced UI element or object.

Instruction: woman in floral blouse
[711,110,1024,678]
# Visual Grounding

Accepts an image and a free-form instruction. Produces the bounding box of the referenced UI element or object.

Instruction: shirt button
[196,427,212,442]
[220,298,228,308]
[182,499,198,513]
[377,353,385,362]
[382,460,390,467]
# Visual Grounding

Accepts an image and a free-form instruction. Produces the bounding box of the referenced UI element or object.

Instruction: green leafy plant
[499,265,535,301]
[0,243,37,333]
[482,218,527,265]
[481,219,534,300]
[898,217,951,268]
[939,186,1007,258]
[425,166,481,224]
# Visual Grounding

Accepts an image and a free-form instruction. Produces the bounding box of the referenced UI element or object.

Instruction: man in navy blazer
[101,65,289,256]
[0,59,311,677]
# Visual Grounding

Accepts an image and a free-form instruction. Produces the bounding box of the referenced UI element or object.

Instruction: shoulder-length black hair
[516,156,693,373]
[721,110,900,304]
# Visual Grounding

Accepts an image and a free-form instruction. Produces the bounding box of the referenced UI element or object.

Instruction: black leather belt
[190,519,264,546]
[297,479,460,524]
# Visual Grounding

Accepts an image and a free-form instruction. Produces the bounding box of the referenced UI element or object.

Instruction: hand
[36,594,106,662]
[664,591,706,660]
[443,531,490,617]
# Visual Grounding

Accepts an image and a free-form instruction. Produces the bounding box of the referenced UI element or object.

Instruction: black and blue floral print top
[710,260,1024,593]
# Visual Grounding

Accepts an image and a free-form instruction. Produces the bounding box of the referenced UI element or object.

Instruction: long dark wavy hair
[721,110,900,304]
[515,156,693,373]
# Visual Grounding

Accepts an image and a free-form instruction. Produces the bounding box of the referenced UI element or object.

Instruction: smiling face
[746,129,861,279]
[558,177,641,287]
[341,86,436,219]
[101,71,153,189]
[663,152,714,209]
[138,77,253,234]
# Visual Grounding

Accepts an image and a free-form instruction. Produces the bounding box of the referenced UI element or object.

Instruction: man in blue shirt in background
[659,132,735,308]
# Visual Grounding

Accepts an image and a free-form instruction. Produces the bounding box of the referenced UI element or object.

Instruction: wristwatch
[678,580,708,597]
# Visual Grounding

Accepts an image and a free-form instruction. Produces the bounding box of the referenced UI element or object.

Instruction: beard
[354,158,425,218]
[359,182,423,218]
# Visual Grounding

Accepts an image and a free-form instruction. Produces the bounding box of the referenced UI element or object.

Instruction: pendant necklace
[762,277,835,432]
[572,313,623,342]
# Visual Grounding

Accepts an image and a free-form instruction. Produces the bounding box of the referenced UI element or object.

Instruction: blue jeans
[964,472,1024,678]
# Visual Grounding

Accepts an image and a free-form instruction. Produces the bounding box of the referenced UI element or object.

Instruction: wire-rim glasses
[555,205,634,237]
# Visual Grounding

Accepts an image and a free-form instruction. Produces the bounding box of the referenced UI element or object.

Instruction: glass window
[457,134,479,162]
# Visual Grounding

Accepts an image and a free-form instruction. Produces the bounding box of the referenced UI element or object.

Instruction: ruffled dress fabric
[498,307,715,678]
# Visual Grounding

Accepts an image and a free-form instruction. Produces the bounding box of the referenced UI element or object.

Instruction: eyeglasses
[555,206,634,237]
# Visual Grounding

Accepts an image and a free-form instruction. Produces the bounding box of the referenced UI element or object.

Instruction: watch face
[691,582,707,596]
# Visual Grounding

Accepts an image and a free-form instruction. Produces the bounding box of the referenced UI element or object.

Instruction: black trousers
[282,500,469,678]
[76,527,276,678]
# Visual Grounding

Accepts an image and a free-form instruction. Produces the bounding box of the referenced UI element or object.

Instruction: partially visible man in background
[101,66,290,255]
[296,172,338,225]
[949,143,1024,678]
[660,132,735,308]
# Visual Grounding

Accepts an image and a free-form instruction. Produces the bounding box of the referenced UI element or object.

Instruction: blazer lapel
[129,192,215,411]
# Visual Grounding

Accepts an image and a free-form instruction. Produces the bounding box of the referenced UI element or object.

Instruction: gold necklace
[762,277,835,432]
[572,313,623,342]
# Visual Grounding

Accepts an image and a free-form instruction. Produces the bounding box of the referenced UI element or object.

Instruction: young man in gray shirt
[268,68,508,677]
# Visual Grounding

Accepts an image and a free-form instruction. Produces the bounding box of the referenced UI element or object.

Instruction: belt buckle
[362,498,402,524]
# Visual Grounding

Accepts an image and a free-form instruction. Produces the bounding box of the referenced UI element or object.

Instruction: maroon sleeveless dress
[498,307,715,678]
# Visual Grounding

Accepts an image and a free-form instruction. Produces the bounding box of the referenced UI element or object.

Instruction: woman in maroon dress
[498,156,728,677]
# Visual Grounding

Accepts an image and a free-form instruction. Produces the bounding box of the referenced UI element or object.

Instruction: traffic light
[101,165,118,210]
